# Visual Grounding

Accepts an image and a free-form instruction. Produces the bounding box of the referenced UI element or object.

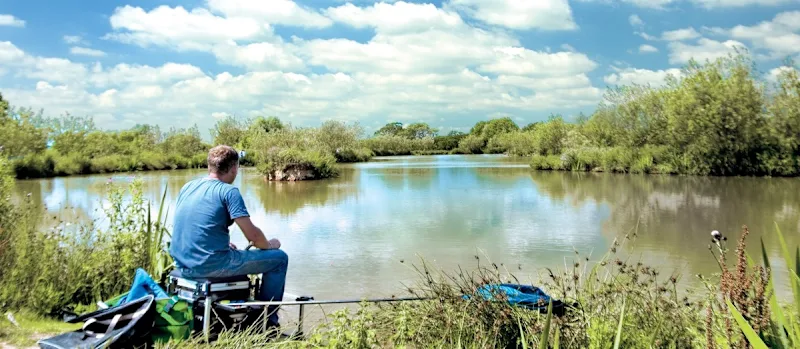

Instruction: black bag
[38,295,157,349]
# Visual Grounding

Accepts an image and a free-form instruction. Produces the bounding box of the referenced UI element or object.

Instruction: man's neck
[207,173,228,183]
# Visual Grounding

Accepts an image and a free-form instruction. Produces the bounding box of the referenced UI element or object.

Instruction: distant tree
[522,122,541,132]
[250,116,284,134]
[0,96,48,157]
[210,115,247,148]
[374,122,404,137]
[400,123,438,139]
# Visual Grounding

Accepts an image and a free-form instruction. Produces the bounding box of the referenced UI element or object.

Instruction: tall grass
[0,178,172,315]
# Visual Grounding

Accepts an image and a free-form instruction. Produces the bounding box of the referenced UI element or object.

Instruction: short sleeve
[225,187,250,220]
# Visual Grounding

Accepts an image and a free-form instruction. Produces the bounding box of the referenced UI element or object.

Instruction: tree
[479,117,519,141]
[400,123,438,139]
[374,122,404,137]
[210,115,247,148]
[0,102,48,158]
[434,131,466,151]
[46,113,97,155]
[522,122,541,132]
[250,116,284,134]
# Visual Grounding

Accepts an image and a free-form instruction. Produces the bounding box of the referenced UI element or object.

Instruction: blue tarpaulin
[464,283,564,314]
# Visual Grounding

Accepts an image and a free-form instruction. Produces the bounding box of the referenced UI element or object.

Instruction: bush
[361,135,434,156]
[530,155,563,170]
[258,148,338,180]
[0,179,172,315]
[455,134,485,154]
[486,131,537,156]
[53,153,91,176]
[334,147,374,163]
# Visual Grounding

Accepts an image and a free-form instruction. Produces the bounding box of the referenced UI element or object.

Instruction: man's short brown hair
[208,145,239,174]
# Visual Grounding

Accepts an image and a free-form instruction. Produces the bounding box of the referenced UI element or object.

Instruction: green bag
[103,293,193,343]
[151,297,193,343]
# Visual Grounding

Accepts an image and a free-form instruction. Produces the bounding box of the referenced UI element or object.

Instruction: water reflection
[529,171,800,295]
[12,156,800,300]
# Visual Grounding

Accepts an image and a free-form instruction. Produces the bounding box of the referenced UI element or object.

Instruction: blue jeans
[180,249,289,326]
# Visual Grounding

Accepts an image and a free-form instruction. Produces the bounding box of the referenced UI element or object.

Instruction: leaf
[760,237,770,269]
[613,297,626,349]
[726,298,768,349]
[553,325,560,349]
[518,318,528,349]
[774,223,800,323]
[769,288,795,345]
[539,299,552,349]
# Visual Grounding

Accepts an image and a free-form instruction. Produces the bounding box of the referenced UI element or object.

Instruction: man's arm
[234,217,279,250]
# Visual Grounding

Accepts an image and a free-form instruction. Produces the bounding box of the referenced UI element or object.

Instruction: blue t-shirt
[170,178,249,270]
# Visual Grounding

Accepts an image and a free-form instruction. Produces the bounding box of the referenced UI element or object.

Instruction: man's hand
[268,238,281,250]
[234,216,274,250]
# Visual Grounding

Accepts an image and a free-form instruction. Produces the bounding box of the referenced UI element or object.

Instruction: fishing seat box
[165,269,253,302]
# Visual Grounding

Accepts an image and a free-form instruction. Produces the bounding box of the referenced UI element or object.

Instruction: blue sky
[1,0,798,137]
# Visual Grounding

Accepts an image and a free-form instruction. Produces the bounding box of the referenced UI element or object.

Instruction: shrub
[334,147,374,163]
[361,135,434,156]
[456,134,485,154]
[257,147,338,180]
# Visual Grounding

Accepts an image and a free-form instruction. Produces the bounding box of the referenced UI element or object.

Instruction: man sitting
[169,145,287,328]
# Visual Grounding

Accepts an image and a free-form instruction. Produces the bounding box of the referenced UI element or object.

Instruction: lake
[14,155,800,300]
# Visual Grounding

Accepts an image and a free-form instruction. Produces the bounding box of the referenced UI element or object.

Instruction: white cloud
[206,0,332,28]
[767,66,793,81]
[447,0,577,31]
[480,47,598,77]
[88,62,206,88]
[637,32,658,41]
[0,41,87,83]
[707,11,800,60]
[629,14,644,27]
[662,27,701,41]
[105,5,270,51]
[299,25,520,74]
[0,14,25,27]
[211,41,306,71]
[625,0,679,9]
[70,47,107,57]
[561,44,576,52]
[604,67,683,87]
[63,35,85,45]
[667,38,746,64]
[326,2,462,33]
[639,44,659,53]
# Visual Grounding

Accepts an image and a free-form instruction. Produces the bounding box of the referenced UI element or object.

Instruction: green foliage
[455,134,485,154]
[0,179,172,315]
[524,53,800,176]
[0,106,48,158]
[257,148,338,180]
[248,124,354,180]
[373,122,437,140]
[433,131,466,151]
[374,122,404,137]
[361,135,434,156]
[210,115,247,147]
[335,147,374,163]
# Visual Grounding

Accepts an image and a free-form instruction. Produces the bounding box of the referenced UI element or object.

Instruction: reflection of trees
[529,172,800,278]
[245,168,358,216]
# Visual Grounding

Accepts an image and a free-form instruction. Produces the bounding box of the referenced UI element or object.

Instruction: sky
[1,0,799,137]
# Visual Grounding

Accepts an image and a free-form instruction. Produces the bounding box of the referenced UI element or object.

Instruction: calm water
[15,155,800,300]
